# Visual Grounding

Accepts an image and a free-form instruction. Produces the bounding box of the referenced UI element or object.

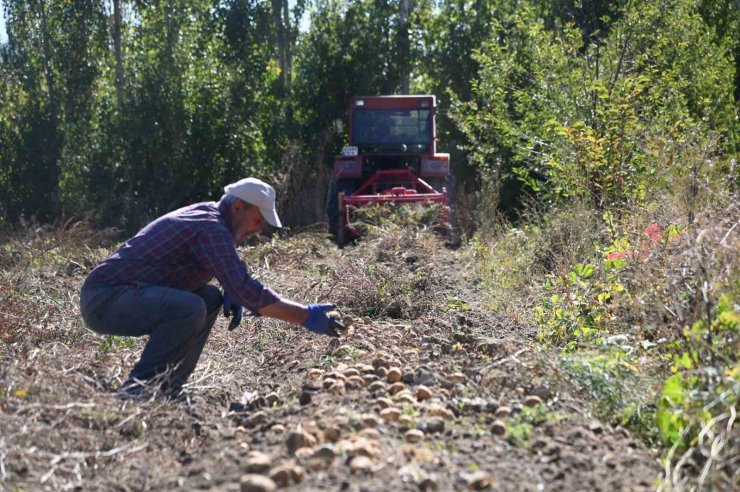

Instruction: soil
[0,228,661,491]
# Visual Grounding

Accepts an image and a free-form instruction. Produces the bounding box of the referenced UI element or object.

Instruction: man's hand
[223,291,243,331]
[302,304,343,337]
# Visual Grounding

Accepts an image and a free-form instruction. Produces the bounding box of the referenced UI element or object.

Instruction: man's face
[230,200,265,243]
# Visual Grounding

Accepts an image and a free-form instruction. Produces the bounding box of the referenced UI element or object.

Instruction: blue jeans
[80,281,222,392]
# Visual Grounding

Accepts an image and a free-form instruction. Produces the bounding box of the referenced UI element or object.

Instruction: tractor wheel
[427,174,460,245]
[327,178,356,245]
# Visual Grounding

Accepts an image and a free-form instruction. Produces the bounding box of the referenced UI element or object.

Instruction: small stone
[490,420,506,436]
[589,420,604,434]
[362,316,371,324]
[476,338,505,356]
[294,447,315,460]
[380,407,401,422]
[397,393,416,405]
[313,444,337,461]
[446,372,465,383]
[416,385,433,401]
[329,381,346,396]
[437,388,452,399]
[495,406,512,418]
[375,397,394,409]
[363,374,379,384]
[414,369,436,386]
[398,415,415,428]
[429,406,454,420]
[368,381,387,392]
[247,411,267,427]
[402,372,415,384]
[524,395,543,407]
[421,418,445,434]
[332,344,354,357]
[386,368,403,383]
[404,429,425,443]
[358,428,381,442]
[418,476,439,491]
[323,426,341,443]
[515,387,525,395]
[299,392,312,405]
[307,369,323,379]
[286,430,317,455]
[351,438,379,458]
[229,402,246,413]
[265,392,280,407]
[349,455,373,473]
[358,364,375,374]
[359,414,380,428]
[376,366,389,378]
[530,384,551,400]
[322,378,336,389]
[268,465,304,487]
[373,356,390,370]
[240,474,277,492]
[388,382,405,395]
[462,471,495,490]
[343,368,360,378]
[245,451,272,473]
[346,375,366,388]
[270,424,286,435]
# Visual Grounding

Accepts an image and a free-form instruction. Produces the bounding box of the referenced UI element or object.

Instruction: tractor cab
[329,95,451,244]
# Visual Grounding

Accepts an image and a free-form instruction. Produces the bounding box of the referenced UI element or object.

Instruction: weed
[99,335,137,354]
[506,405,552,447]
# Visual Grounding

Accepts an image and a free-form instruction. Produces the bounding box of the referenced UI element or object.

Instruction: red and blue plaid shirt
[85,201,280,313]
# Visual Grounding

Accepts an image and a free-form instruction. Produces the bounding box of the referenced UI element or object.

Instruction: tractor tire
[327,178,356,245]
[426,174,460,246]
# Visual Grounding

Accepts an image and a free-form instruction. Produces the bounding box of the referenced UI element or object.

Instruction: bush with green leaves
[451,0,738,209]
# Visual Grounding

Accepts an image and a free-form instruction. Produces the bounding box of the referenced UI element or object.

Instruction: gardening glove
[302,304,344,337]
[223,291,243,331]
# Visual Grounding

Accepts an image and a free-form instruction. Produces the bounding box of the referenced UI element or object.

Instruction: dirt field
[0,226,661,491]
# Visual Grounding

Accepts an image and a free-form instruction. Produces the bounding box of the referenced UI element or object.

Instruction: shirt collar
[217,200,234,233]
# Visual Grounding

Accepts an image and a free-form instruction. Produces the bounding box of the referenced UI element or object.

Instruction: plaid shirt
[85,201,280,313]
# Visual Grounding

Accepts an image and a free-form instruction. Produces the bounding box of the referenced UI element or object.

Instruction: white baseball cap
[224,177,282,228]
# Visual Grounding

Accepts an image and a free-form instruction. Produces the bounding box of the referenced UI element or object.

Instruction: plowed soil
[0,227,661,491]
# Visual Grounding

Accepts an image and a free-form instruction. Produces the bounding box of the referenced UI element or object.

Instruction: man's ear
[230,198,246,214]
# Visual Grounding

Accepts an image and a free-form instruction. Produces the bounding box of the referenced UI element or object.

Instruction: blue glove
[223,291,243,331]
[302,304,342,337]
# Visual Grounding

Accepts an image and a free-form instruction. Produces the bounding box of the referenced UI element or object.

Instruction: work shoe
[116,379,148,400]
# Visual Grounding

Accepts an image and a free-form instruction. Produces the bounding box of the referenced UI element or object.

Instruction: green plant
[506,404,552,447]
[98,335,137,354]
[561,349,659,442]
[535,262,626,348]
[656,292,740,447]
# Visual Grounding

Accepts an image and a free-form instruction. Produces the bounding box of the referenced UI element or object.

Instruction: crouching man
[80,177,339,400]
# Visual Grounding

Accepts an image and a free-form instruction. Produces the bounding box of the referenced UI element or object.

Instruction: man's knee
[194,284,223,314]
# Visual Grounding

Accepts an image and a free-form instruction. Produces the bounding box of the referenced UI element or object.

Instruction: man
[80,177,339,400]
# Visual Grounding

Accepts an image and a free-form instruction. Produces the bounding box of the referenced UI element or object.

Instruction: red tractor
[328,95,451,245]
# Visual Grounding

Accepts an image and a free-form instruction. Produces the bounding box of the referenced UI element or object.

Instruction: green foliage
[562,349,659,441]
[535,261,626,348]
[451,0,738,209]
[506,404,554,447]
[656,291,740,447]
[99,335,137,354]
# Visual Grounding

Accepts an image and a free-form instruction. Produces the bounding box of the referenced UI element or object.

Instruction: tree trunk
[399,0,410,95]
[37,0,57,114]
[113,0,125,108]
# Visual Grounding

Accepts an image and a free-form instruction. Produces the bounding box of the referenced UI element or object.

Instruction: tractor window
[352,109,432,152]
